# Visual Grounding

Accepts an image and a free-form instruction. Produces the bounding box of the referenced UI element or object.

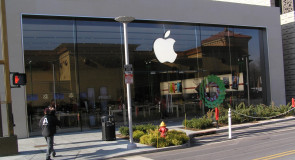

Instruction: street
[111,118,295,160]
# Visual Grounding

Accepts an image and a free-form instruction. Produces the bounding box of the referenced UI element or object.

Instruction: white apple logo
[153,30,177,63]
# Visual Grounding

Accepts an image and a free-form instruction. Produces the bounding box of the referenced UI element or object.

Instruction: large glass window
[23,17,78,135]
[75,20,124,127]
[23,16,265,135]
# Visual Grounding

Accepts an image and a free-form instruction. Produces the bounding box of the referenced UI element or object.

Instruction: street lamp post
[245,55,250,105]
[238,55,250,105]
[52,63,57,108]
[0,0,18,155]
[115,16,137,149]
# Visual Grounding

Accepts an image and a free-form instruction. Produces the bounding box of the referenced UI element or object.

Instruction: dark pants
[45,136,54,159]
[45,136,54,144]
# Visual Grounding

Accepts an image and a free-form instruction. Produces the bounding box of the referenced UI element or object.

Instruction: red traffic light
[12,73,26,85]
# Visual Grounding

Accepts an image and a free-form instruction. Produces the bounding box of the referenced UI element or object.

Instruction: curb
[107,142,190,159]
[105,116,295,159]
[216,116,295,134]
[186,116,295,139]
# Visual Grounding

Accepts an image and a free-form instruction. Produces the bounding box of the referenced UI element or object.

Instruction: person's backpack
[41,116,52,137]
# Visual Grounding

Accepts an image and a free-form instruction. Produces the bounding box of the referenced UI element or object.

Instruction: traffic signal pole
[0,0,18,156]
[1,0,14,137]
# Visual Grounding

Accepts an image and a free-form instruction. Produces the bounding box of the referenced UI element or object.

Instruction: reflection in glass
[23,17,79,134]
[76,20,125,127]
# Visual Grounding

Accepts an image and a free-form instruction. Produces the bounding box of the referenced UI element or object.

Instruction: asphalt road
[111,119,295,160]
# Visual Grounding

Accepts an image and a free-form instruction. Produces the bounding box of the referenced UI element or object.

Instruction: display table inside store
[135,105,159,118]
[135,105,147,117]
[170,105,179,117]
[148,105,160,116]
[56,112,79,127]
[110,109,122,115]
[80,112,100,128]
[109,106,127,125]
[109,105,122,115]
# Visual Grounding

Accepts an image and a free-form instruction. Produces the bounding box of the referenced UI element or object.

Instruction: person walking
[48,99,56,111]
[48,106,57,157]
[39,108,61,160]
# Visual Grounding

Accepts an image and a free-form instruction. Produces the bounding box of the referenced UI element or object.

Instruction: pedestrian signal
[12,73,27,86]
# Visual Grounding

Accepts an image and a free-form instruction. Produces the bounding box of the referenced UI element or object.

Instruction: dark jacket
[39,114,60,137]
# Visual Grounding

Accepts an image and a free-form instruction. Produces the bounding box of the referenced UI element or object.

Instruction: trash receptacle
[101,115,116,141]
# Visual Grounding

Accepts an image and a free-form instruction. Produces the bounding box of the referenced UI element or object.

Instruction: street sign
[125,73,133,84]
[124,64,133,84]
[124,64,133,74]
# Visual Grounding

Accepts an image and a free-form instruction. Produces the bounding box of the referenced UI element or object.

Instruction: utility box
[101,115,116,141]
[0,135,18,156]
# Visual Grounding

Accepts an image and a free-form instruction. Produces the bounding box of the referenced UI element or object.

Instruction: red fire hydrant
[159,121,168,138]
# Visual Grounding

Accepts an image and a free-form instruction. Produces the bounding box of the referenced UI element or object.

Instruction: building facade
[0,0,285,138]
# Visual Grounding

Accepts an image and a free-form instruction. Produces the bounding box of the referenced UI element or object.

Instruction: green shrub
[139,130,159,146]
[218,115,228,124]
[184,102,294,127]
[217,102,294,125]
[157,137,170,148]
[183,116,213,129]
[166,130,189,145]
[231,113,243,124]
[139,134,152,145]
[206,109,214,119]
[119,126,129,136]
[133,130,145,142]
[119,124,157,136]
[183,118,196,128]
[133,124,156,133]
[139,129,189,148]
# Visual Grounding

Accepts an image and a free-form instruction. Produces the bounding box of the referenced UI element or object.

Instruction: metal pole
[202,77,205,115]
[245,56,250,105]
[122,22,137,150]
[73,21,82,131]
[0,1,18,156]
[29,61,33,97]
[52,64,56,108]
[1,0,14,137]
[29,61,33,132]
[0,95,2,137]
[228,108,232,139]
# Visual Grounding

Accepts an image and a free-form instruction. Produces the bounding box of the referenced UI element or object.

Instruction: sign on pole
[124,64,133,84]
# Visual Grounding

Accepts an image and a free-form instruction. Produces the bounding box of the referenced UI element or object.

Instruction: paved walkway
[1,116,295,160]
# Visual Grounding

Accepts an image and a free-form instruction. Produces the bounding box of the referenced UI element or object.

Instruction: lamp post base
[127,143,137,149]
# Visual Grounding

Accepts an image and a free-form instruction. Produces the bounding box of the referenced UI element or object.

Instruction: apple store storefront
[22,15,268,135]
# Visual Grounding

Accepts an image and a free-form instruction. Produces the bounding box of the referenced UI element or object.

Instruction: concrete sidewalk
[1,116,295,160]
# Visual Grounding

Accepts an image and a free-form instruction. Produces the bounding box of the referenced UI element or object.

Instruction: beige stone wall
[212,0,271,6]
[281,11,295,25]
[281,11,295,101]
